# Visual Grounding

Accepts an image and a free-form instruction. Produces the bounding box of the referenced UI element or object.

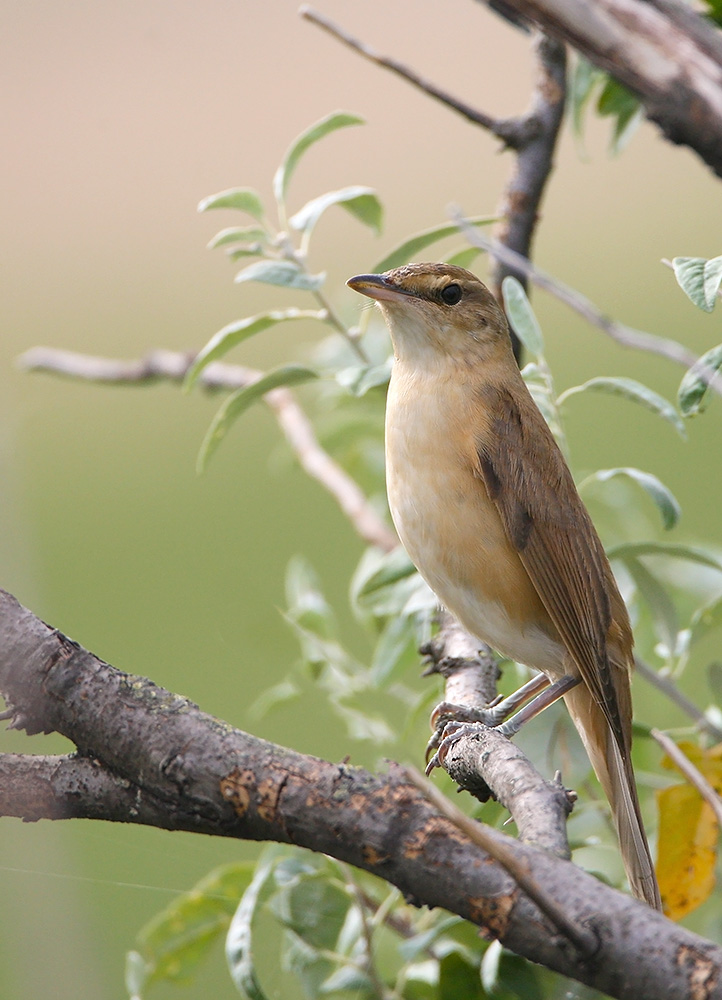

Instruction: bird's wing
[474,382,629,753]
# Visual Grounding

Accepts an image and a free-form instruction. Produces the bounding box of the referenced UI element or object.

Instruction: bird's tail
[563,684,662,911]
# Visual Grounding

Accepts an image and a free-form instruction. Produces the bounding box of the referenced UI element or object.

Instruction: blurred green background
[2,2,722,997]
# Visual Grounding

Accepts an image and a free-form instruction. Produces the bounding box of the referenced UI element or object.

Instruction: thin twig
[452,215,719,380]
[636,657,722,743]
[335,861,393,1000]
[403,765,597,956]
[300,5,530,147]
[651,728,722,827]
[18,347,397,553]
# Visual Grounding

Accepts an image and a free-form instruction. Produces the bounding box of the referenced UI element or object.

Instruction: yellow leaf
[656,781,718,920]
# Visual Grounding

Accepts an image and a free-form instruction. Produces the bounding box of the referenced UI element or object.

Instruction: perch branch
[405,765,593,956]
[2,587,722,999]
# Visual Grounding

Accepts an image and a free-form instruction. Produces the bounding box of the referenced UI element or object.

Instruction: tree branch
[491,33,566,323]
[476,0,722,178]
[451,217,722,388]
[18,347,397,553]
[0,591,722,1000]
[636,657,722,743]
[651,728,722,827]
[2,587,722,998]
[302,7,568,361]
[299,5,532,145]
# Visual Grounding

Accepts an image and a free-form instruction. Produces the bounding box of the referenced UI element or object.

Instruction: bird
[347,262,662,910]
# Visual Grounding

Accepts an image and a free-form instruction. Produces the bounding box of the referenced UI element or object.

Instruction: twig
[403,765,596,956]
[18,347,397,553]
[636,657,722,743]
[299,5,531,147]
[451,216,719,378]
[651,728,722,827]
[335,861,393,1000]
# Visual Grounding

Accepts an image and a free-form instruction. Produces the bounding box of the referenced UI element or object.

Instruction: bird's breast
[385,364,564,675]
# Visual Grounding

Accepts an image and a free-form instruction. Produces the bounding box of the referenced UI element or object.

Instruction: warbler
[347,262,661,911]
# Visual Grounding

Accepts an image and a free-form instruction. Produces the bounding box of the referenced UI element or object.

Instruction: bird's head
[347,262,510,365]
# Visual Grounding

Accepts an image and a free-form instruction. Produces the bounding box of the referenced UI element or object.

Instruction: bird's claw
[426,701,509,762]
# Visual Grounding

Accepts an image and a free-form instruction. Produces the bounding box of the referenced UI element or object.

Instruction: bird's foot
[426,701,506,762]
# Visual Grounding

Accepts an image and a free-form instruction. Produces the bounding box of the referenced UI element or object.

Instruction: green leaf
[672,256,722,312]
[273,111,364,206]
[583,467,681,531]
[622,555,679,656]
[235,259,325,291]
[285,554,336,638]
[320,965,374,995]
[351,546,416,604]
[370,613,417,685]
[678,343,722,417]
[438,952,484,1000]
[128,862,255,996]
[690,594,722,648]
[398,916,463,963]
[444,247,482,269]
[207,226,268,250]
[198,187,264,220]
[569,55,604,139]
[185,309,324,391]
[269,873,350,951]
[247,679,301,720]
[197,365,319,472]
[373,217,496,273]
[704,0,722,27]
[596,76,642,153]
[226,852,283,1000]
[557,376,686,438]
[335,360,392,396]
[480,939,502,994]
[607,542,722,573]
[501,276,544,357]
[290,186,382,236]
[226,246,265,261]
[125,950,147,1000]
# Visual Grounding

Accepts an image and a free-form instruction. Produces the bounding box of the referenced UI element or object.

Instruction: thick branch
[18,347,396,553]
[2,589,722,998]
[478,0,722,178]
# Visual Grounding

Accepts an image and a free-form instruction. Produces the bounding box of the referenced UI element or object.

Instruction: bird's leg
[426,673,581,775]
[497,674,581,737]
[476,671,550,725]
[426,671,549,761]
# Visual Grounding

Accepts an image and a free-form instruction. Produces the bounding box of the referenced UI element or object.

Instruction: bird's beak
[347,273,414,304]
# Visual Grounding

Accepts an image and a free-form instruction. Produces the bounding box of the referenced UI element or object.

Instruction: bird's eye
[440,283,462,305]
